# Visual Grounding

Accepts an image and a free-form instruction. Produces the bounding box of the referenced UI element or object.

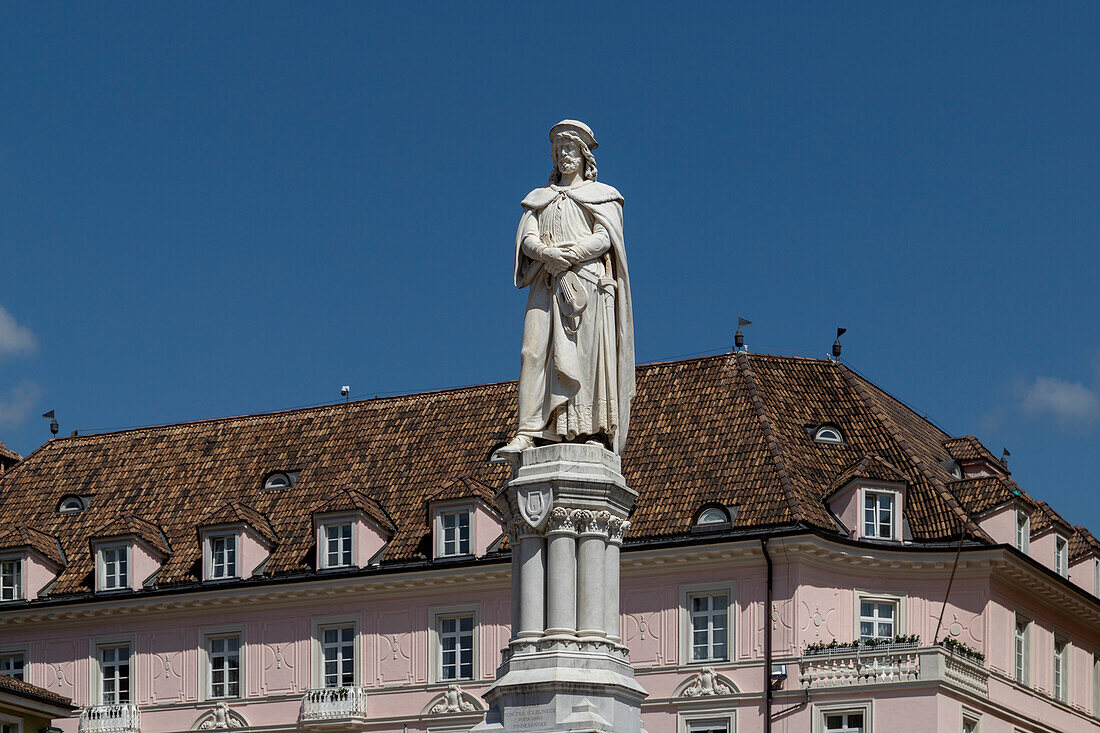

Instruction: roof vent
[58,495,86,514]
[263,471,300,490]
[813,425,844,445]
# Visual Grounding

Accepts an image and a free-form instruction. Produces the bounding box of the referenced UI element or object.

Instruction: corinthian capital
[547,506,577,534]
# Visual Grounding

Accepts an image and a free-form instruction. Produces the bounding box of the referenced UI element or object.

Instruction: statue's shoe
[490,435,535,463]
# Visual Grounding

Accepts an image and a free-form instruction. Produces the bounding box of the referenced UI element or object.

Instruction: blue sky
[2,3,1098,532]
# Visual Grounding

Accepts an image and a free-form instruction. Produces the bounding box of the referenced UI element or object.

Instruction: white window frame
[198,625,246,702]
[679,582,736,665]
[96,544,130,592]
[678,710,735,733]
[432,502,477,560]
[311,615,360,689]
[1015,512,1030,553]
[1013,615,1030,686]
[1053,636,1069,703]
[0,648,26,681]
[861,488,899,540]
[961,710,980,733]
[853,591,905,643]
[696,507,730,526]
[814,426,844,444]
[429,604,479,684]
[204,532,239,581]
[318,519,354,570]
[439,509,472,557]
[1054,535,1069,577]
[91,637,135,705]
[814,701,872,733]
[206,633,242,700]
[0,557,22,602]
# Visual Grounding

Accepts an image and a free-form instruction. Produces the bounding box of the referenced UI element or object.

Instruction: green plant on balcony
[939,637,985,663]
[802,634,921,656]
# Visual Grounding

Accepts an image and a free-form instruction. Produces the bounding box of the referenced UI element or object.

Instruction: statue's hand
[542,248,571,275]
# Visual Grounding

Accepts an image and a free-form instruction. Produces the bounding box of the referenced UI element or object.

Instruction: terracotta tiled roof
[0,525,65,566]
[0,672,74,708]
[0,440,20,464]
[428,475,498,507]
[1030,501,1075,539]
[89,514,171,557]
[1069,526,1100,563]
[0,353,1055,597]
[311,489,396,534]
[943,436,1006,470]
[198,501,279,544]
[948,477,1036,518]
[827,453,912,496]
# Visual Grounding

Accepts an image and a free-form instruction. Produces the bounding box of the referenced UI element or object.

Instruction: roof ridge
[838,364,987,541]
[735,352,803,523]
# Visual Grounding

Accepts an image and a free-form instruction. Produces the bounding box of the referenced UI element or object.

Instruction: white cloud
[0,306,37,360]
[1019,376,1100,427]
[0,381,42,427]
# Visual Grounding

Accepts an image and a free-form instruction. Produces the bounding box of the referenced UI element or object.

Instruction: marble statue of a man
[496,120,635,457]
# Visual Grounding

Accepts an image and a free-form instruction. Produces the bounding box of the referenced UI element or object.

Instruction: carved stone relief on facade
[677,667,736,697]
[193,702,247,730]
[425,684,481,715]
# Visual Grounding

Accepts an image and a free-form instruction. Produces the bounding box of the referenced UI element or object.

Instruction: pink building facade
[1,353,1098,733]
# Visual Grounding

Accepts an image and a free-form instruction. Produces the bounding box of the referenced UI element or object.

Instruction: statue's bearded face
[555,140,583,176]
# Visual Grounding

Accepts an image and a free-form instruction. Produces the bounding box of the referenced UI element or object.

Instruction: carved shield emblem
[518,486,552,530]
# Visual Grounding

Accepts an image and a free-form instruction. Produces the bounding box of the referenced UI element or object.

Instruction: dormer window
[321,522,353,569]
[264,472,291,490]
[98,545,129,591]
[697,507,728,525]
[58,495,85,514]
[0,558,22,601]
[1055,535,1069,577]
[206,534,238,580]
[1015,512,1030,553]
[440,510,471,557]
[863,490,897,540]
[813,426,844,445]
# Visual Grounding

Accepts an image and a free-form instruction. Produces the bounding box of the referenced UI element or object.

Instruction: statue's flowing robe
[513,180,635,453]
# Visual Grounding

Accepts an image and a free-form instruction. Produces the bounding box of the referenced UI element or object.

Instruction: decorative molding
[425,684,479,715]
[547,507,577,534]
[193,702,246,730]
[677,667,736,697]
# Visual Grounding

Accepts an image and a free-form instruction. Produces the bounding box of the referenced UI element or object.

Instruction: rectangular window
[863,491,895,539]
[690,593,729,662]
[209,535,237,580]
[1055,536,1069,577]
[686,721,730,733]
[99,645,130,704]
[824,712,864,732]
[1015,512,1030,553]
[0,560,20,601]
[208,635,241,699]
[0,653,24,681]
[438,615,474,681]
[100,547,128,590]
[1053,638,1068,702]
[1,722,19,733]
[320,625,355,689]
[441,511,471,557]
[1014,617,1029,685]
[324,523,353,569]
[962,717,979,733]
[1093,655,1099,719]
[859,600,896,642]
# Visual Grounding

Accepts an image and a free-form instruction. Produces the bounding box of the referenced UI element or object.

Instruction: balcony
[79,704,141,733]
[299,687,369,728]
[799,644,988,694]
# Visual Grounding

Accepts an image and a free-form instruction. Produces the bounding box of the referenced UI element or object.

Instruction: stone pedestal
[473,444,647,733]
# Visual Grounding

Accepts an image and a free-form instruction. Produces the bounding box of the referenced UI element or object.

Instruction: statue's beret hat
[550,119,598,150]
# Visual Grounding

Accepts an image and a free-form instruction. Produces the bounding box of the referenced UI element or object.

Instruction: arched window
[263,472,291,490]
[58,495,86,514]
[813,425,844,445]
[696,507,729,526]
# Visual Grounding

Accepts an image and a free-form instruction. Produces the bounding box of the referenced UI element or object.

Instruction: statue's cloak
[513,181,635,453]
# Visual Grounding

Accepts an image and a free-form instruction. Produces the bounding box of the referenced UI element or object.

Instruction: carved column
[517,531,545,639]
[576,510,608,638]
[545,508,578,635]
[604,517,628,643]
